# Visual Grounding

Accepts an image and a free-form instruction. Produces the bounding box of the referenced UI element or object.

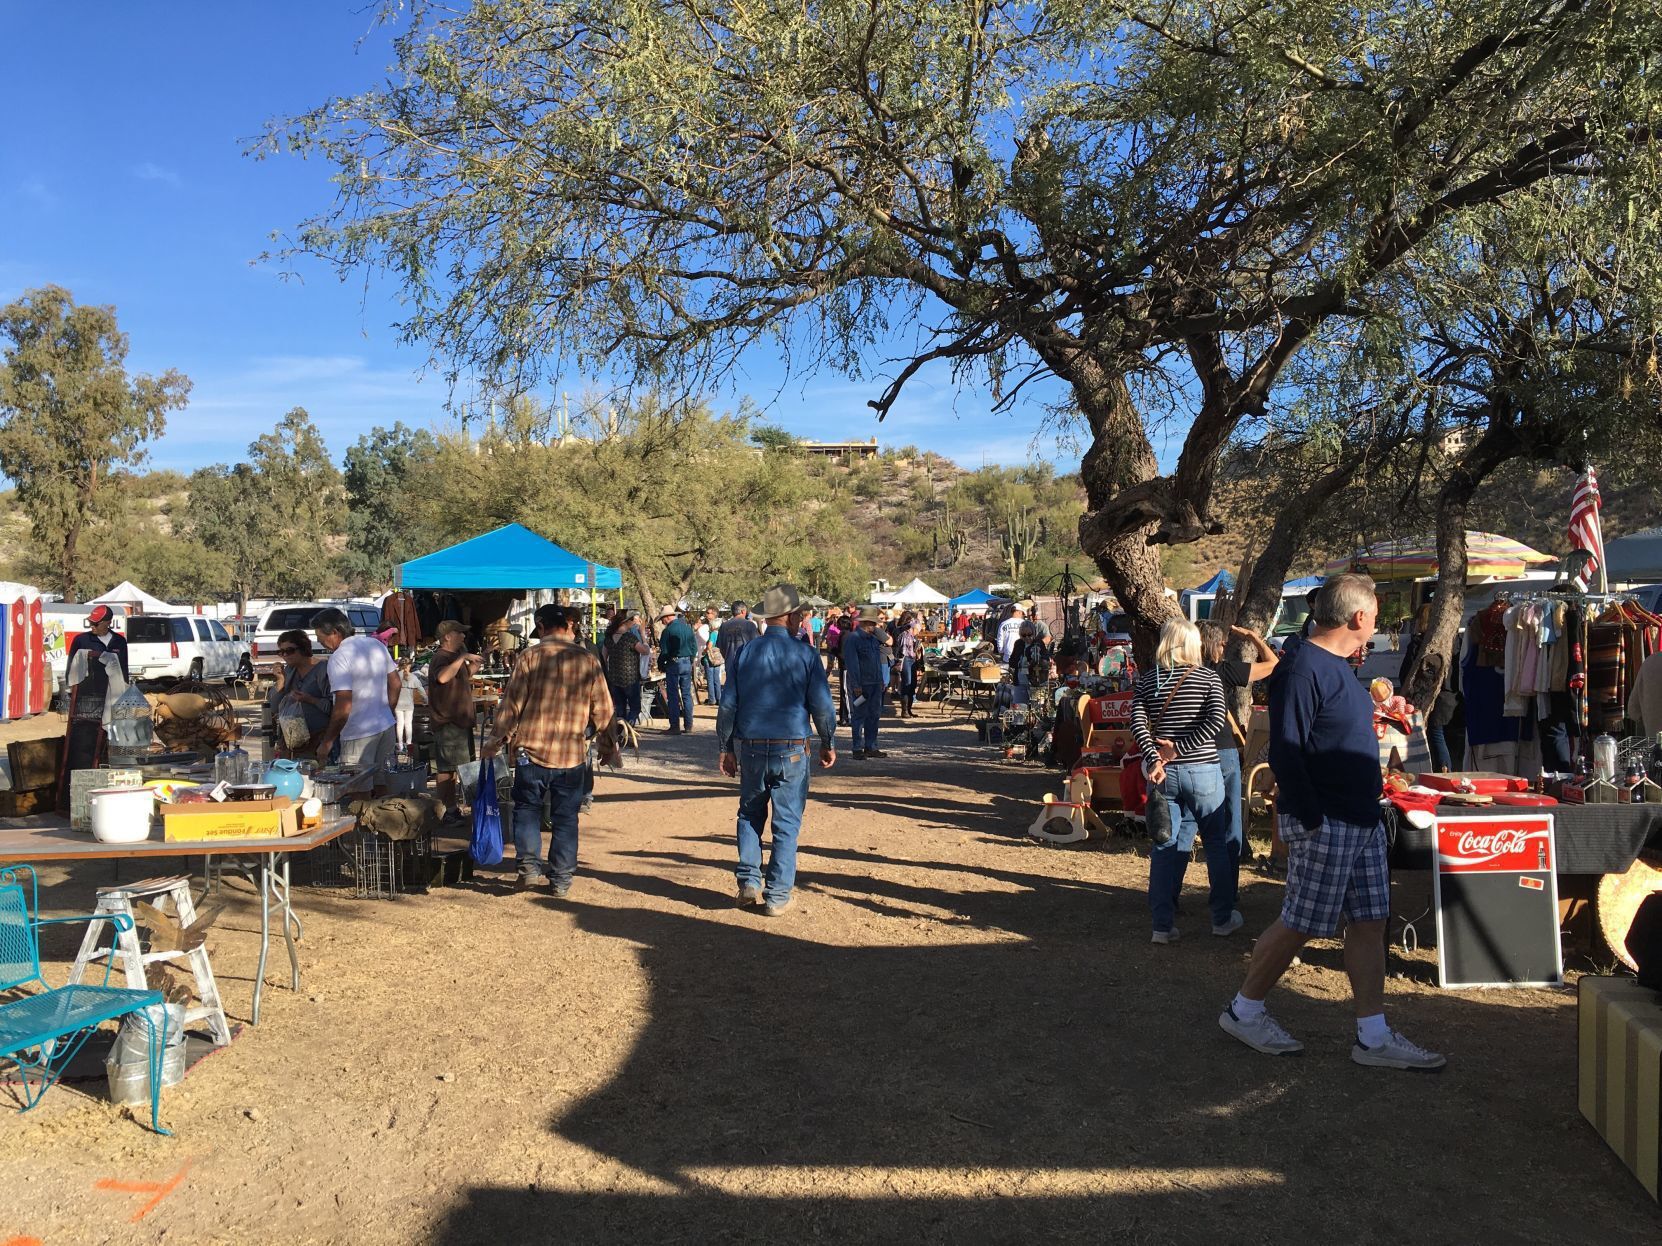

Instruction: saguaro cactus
[1002,508,1039,584]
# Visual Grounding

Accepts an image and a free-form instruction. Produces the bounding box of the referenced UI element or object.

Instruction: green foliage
[340,421,438,591]
[749,424,799,452]
[266,0,1662,625]
[0,286,189,595]
[186,409,345,607]
[398,397,873,610]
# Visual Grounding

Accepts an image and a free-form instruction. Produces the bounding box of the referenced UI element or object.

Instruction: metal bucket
[104,1003,188,1105]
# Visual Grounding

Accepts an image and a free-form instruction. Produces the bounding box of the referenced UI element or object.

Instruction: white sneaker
[1212,910,1245,937]
[1352,1029,1446,1071]
[1151,927,1180,944]
[1218,1003,1305,1055]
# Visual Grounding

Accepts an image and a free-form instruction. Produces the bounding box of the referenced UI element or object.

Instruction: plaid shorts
[1279,815,1390,936]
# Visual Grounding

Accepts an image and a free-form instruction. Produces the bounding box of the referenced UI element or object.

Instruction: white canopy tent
[888,577,950,606]
[91,580,176,614]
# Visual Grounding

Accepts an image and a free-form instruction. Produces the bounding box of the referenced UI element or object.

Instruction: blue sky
[0,4,1141,474]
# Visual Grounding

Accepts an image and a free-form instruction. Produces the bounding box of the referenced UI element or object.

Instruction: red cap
[87,604,113,624]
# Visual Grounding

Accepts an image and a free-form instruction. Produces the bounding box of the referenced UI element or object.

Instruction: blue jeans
[1147,761,1235,932]
[898,657,917,700]
[664,657,694,729]
[1426,719,1453,771]
[705,660,724,707]
[1217,747,1243,850]
[850,684,882,751]
[510,760,587,882]
[610,680,642,725]
[735,739,811,904]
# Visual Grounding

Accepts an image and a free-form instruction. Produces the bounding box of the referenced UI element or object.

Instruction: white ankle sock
[1357,1013,1390,1046]
[1232,993,1265,1020]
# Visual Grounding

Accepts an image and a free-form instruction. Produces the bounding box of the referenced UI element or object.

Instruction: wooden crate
[1579,975,1662,1202]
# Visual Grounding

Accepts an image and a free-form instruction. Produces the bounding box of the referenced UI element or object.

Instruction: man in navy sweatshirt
[1219,573,1445,1071]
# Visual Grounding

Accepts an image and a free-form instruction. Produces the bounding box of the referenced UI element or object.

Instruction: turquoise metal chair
[0,865,169,1134]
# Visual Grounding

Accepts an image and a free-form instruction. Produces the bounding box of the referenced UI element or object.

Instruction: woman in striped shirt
[1132,618,1234,944]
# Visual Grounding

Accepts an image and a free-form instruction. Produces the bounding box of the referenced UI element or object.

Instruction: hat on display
[757,584,804,618]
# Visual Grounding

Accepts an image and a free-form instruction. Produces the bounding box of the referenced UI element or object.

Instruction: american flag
[1567,466,1606,592]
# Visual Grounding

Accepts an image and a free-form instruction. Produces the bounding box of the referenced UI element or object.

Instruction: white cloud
[132,162,182,187]
[147,352,456,467]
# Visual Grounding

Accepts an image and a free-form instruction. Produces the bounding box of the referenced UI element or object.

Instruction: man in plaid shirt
[1219,574,1445,1071]
[484,604,615,896]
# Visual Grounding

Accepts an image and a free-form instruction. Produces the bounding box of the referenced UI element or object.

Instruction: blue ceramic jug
[262,758,306,800]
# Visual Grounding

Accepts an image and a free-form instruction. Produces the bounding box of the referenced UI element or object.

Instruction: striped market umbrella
[1325,531,1556,581]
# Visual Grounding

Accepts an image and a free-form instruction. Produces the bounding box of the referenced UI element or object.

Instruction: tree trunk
[1236,456,1370,634]
[623,555,662,640]
[1074,371,1177,663]
[1400,417,1518,710]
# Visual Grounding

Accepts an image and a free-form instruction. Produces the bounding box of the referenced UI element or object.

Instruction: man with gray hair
[312,606,401,773]
[1219,573,1445,1071]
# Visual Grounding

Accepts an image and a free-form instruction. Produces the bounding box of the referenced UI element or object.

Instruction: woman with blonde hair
[1131,616,1231,943]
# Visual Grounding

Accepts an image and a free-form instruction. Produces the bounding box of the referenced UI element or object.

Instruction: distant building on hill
[799,437,879,461]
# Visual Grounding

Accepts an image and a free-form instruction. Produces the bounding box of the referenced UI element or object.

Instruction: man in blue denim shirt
[717,583,837,915]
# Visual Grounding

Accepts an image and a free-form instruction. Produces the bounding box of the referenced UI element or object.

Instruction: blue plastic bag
[470,761,504,866]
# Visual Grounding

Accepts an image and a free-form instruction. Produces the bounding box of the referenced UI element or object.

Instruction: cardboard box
[1579,975,1662,1202]
[160,797,299,842]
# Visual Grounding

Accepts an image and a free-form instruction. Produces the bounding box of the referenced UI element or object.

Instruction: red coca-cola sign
[1090,693,1134,725]
[1436,815,1553,873]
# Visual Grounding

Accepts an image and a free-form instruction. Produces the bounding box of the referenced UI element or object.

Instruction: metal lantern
[106,682,155,754]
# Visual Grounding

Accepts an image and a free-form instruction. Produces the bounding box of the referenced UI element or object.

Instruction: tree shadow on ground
[430,876,1661,1245]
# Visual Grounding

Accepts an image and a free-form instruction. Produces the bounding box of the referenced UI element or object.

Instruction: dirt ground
[0,700,1657,1245]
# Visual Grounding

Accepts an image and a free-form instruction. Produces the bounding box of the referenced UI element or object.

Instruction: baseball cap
[435,620,467,639]
[87,604,113,624]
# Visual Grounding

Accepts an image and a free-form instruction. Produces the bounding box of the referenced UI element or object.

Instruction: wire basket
[290,829,422,899]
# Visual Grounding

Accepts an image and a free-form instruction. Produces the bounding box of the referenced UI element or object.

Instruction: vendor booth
[391,523,623,651]
[947,588,999,615]
[91,581,175,615]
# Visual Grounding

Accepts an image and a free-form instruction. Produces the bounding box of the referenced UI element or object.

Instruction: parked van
[251,601,382,672]
[124,614,250,684]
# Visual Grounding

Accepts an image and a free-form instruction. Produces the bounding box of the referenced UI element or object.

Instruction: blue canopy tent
[395,523,622,592]
[948,588,1001,612]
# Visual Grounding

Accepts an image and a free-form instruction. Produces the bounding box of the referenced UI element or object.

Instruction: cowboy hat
[756,583,804,618]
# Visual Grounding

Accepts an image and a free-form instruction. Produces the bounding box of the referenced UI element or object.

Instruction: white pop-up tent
[888,577,951,606]
[91,581,176,614]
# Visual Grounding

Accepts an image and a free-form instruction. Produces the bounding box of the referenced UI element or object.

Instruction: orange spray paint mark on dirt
[94,1158,195,1222]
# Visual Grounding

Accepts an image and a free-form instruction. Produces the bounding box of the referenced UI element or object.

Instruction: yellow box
[160,798,299,842]
[1579,975,1662,1202]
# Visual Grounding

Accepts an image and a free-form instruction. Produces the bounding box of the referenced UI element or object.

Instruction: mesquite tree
[264,0,1662,636]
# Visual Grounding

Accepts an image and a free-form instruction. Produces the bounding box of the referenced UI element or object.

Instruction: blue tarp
[395,523,623,592]
[1282,575,1325,591]
[948,588,1000,609]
